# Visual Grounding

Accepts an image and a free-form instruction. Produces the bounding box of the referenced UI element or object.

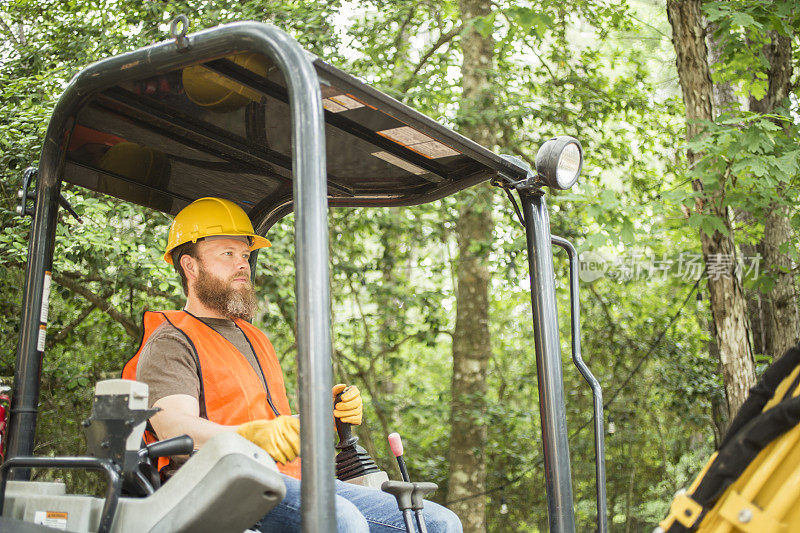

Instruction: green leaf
[776,151,800,175]
[507,7,553,39]
[748,157,769,177]
[620,218,635,243]
[729,12,758,29]
[471,14,496,38]
[749,80,768,101]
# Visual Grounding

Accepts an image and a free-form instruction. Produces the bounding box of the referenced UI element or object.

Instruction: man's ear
[180,253,199,281]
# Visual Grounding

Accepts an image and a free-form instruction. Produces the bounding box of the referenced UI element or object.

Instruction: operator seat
[4,432,285,533]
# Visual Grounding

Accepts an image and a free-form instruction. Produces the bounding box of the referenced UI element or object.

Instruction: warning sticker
[41,271,52,324]
[372,151,426,175]
[34,511,68,530]
[377,127,460,159]
[323,93,366,113]
[407,141,460,159]
[322,98,347,113]
[329,94,365,110]
[378,126,433,146]
[37,325,46,352]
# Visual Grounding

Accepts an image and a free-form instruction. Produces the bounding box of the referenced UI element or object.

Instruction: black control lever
[334,394,357,448]
[142,435,194,459]
[334,389,381,481]
[127,435,194,497]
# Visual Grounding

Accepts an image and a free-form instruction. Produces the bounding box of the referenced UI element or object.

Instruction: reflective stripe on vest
[122,310,301,479]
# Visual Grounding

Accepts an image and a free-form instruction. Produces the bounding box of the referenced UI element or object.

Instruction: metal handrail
[0,456,122,533]
[551,235,608,533]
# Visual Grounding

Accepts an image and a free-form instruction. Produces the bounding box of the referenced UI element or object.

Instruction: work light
[535,136,583,190]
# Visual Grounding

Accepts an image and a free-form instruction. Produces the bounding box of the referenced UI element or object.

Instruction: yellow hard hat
[164,197,271,264]
[182,53,269,113]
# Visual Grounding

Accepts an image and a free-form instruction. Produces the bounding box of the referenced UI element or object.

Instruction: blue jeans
[257,475,463,532]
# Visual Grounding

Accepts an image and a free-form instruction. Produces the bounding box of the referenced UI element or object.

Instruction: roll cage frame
[7,21,606,532]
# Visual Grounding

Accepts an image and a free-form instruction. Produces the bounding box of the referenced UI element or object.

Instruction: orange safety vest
[122,310,301,479]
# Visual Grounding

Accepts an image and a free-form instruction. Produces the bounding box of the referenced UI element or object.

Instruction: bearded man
[124,197,461,532]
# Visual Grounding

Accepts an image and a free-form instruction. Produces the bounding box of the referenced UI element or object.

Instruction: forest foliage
[0,0,798,531]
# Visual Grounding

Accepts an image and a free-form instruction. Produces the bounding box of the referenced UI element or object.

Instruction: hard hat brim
[164,234,272,265]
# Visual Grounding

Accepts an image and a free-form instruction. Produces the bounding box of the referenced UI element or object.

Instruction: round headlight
[534,136,583,190]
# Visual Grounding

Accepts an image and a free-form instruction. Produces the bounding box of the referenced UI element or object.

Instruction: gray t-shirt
[136,316,268,410]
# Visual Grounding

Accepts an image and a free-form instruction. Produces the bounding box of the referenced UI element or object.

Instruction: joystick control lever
[334,390,388,488]
[387,432,437,533]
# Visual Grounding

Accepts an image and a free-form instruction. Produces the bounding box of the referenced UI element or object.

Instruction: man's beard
[195,265,257,321]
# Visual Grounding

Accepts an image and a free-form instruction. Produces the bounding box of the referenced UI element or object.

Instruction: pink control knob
[388,432,404,457]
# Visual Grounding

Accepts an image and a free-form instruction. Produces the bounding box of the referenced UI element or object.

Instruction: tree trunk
[749,31,798,359]
[700,307,731,440]
[667,0,756,415]
[740,221,765,357]
[757,209,799,358]
[708,17,764,370]
[446,0,496,529]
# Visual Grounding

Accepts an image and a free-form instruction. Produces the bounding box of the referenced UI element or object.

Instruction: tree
[741,16,797,360]
[446,0,497,529]
[666,0,756,416]
[703,1,799,364]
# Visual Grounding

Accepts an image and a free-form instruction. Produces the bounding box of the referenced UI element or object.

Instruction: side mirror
[535,136,583,190]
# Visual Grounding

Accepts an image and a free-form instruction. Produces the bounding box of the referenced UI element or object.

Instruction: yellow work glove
[332,383,363,425]
[236,416,300,464]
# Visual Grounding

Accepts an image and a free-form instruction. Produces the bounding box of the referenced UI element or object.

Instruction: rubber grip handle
[381,480,414,510]
[335,391,354,444]
[146,435,194,459]
[388,432,403,457]
[411,482,438,510]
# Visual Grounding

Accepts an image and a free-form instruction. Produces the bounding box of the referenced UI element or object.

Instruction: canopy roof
[63,49,527,229]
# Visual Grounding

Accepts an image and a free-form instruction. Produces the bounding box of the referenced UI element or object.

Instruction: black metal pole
[519,190,576,532]
[7,150,62,472]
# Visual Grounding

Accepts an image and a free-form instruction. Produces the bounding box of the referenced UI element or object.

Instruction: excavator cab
[3,17,604,532]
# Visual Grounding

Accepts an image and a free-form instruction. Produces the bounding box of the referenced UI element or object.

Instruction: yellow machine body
[661,363,800,532]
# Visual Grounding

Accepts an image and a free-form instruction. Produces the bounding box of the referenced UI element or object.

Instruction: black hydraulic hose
[551,235,608,533]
